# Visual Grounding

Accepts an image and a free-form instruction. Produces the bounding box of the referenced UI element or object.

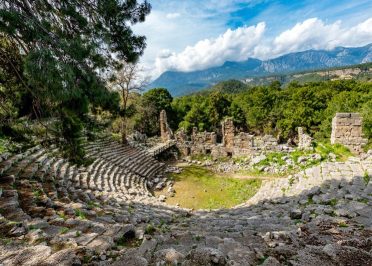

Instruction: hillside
[206,62,372,91]
[149,44,372,96]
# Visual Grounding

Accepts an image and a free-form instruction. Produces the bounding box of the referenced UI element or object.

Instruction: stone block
[331,113,366,155]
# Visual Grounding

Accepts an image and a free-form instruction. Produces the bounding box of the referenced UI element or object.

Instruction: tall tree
[135,88,173,136]
[0,0,151,161]
[110,63,147,143]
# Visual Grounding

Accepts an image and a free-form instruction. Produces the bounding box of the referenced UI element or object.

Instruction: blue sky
[133,0,372,78]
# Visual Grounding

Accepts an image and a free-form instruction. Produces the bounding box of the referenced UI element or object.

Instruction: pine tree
[0,0,151,162]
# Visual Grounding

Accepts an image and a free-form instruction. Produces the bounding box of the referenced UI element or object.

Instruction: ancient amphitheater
[0,113,371,266]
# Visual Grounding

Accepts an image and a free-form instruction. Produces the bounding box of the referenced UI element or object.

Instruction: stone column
[160,110,173,143]
[222,118,235,149]
[330,113,367,154]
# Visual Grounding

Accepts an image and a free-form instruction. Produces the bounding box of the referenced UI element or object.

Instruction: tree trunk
[121,88,128,144]
[121,116,127,144]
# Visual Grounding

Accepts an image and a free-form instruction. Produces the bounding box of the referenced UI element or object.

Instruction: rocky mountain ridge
[149,44,372,96]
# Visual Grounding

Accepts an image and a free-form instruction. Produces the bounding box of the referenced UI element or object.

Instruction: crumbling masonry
[160,110,173,143]
[161,111,368,158]
[298,127,313,150]
[175,118,292,159]
[331,113,367,154]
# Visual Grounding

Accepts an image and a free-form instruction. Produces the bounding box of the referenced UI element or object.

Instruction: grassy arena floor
[156,165,262,210]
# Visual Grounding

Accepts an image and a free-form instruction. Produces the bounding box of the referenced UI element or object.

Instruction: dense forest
[124,79,371,149]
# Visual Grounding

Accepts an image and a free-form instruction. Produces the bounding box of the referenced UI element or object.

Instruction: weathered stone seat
[85,139,165,179]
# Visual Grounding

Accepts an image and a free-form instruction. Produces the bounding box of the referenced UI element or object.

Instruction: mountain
[149,44,372,96]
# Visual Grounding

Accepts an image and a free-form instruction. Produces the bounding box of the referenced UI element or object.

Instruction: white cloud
[271,18,372,55]
[166,12,181,19]
[149,17,372,78]
[133,10,227,72]
[153,22,266,75]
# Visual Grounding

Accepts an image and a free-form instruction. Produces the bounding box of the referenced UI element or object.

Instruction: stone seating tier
[0,141,371,265]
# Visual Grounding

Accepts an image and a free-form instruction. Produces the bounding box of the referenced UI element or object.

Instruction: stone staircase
[147,140,176,157]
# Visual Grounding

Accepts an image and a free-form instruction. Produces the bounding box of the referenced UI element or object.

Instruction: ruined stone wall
[191,128,217,146]
[173,113,368,159]
[184,127,217,156]
[175,119,291,158]
[233,132,254,149]
[298,127,313,150]
[331,113,367,154]
[254,135,278,151]
[175,128,190,156]
[222,118,235,149]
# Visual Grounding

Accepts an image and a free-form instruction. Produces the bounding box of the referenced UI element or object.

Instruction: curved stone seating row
[246,157,372,206]
[0,145,166,225]
[1,143,371,265]
[0,145,186,265]
[85,139,165,179]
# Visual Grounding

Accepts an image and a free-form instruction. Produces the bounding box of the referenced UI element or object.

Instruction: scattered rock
[290,209,303,220]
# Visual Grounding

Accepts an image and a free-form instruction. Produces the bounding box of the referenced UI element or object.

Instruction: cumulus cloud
[153,22,266,75]
[149,17,372,78]
[271,18,372,55]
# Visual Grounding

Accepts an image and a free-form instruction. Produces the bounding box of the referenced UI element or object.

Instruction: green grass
[357,198,368,204]
[159,165,261,210]
[255,152,287,167]
[59,227,69,234]
[323,198,338,206]
[0,138,6,153]
[338,221,348,228]
[57,211,67,220]
[87,201,100,209]
[144,224,156,235]
[253,142,353,175]
[74,209,86,220]
[363,172,370,185]
[190,154,213,162]
[314,142,352,161]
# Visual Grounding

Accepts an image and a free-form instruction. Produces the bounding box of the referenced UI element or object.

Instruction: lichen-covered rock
[154,248,185,265]
[183,247,226,266]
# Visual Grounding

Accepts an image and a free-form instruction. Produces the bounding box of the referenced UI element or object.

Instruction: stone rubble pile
[181,150,337,175]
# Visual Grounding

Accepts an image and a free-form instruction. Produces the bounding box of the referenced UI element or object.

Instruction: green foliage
[144,224,156,235]
[363,172,370,185]
[133,88,173,136]
[115,235,142,248]
[338,221,348,228]
[171,80,371,141]
[58,109,85,164]
[0,0,150,160]
[59,227,69,234]
[253,142,352,175]
[314,142,352,160]
[74,209,86,220]
[324,198,338,206]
